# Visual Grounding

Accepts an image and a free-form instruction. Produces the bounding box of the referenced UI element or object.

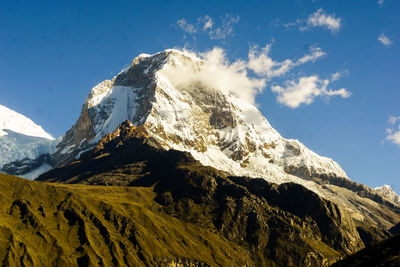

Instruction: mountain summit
[55,49,346,181]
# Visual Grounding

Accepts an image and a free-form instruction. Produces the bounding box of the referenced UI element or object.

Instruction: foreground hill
[0,173,253,266]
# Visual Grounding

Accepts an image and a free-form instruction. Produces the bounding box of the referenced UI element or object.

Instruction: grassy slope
[0,173,251,266]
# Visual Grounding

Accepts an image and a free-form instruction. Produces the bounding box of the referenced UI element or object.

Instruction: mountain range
[0,49,399,266]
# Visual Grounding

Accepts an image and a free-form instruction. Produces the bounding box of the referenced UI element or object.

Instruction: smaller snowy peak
[0,105,54,140]
[374,185,400,204]
[0,105,56,169]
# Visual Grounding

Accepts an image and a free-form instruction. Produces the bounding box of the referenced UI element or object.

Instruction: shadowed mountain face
[35,121,394,266]
[331,233,400,267]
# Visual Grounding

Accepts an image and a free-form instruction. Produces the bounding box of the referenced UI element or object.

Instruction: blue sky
[0,0,399,191]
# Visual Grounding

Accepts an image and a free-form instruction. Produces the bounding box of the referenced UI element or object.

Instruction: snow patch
[0,105,54,139]
[374,185,400,204]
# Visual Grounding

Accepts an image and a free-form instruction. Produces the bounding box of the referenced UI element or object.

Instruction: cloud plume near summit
[161,48,265,104]
[161,46,350,107]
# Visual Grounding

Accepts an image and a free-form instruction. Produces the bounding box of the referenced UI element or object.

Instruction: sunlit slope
[0,173,250,266]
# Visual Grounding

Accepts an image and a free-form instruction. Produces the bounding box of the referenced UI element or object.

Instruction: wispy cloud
[271,75,351,108]
[166,37,349,108]
[378,0,385,8]
[209,15,240,40]
[302,9,341,33]
[176,18,197,34]
[386,116,400,147]
[200,15,213,31]
[284,9,341,34]
[378,33,393,47]
[175,15,240,40]
[246,43,350,108]
[161,44,345,106]
[247,44,326,79]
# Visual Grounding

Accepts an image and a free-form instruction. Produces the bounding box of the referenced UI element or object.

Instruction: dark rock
[2,153,50,176]
[332,234,400,267]
[389,222,400,235]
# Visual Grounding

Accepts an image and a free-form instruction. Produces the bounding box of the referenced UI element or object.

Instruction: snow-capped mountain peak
[0,105,54,139]
[53,49,347,185]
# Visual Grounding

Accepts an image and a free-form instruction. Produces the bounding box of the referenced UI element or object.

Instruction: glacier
[0,105,56,177]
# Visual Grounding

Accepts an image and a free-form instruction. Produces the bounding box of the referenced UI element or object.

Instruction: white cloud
[389,116,400,125]
[378,33,393,47]
[200,15,213,30]
[160,48,265,104]
[301,9,341,33]
[175,15,239,40]
[296,46,326,64]
[378,0,384,8]
[386,116,400,147]
[271,75,351,108]
[248,44,326,79]
[162,45,349,108]
[331,72,341,81]
[176,18,197,34]
[208,14,240,40]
